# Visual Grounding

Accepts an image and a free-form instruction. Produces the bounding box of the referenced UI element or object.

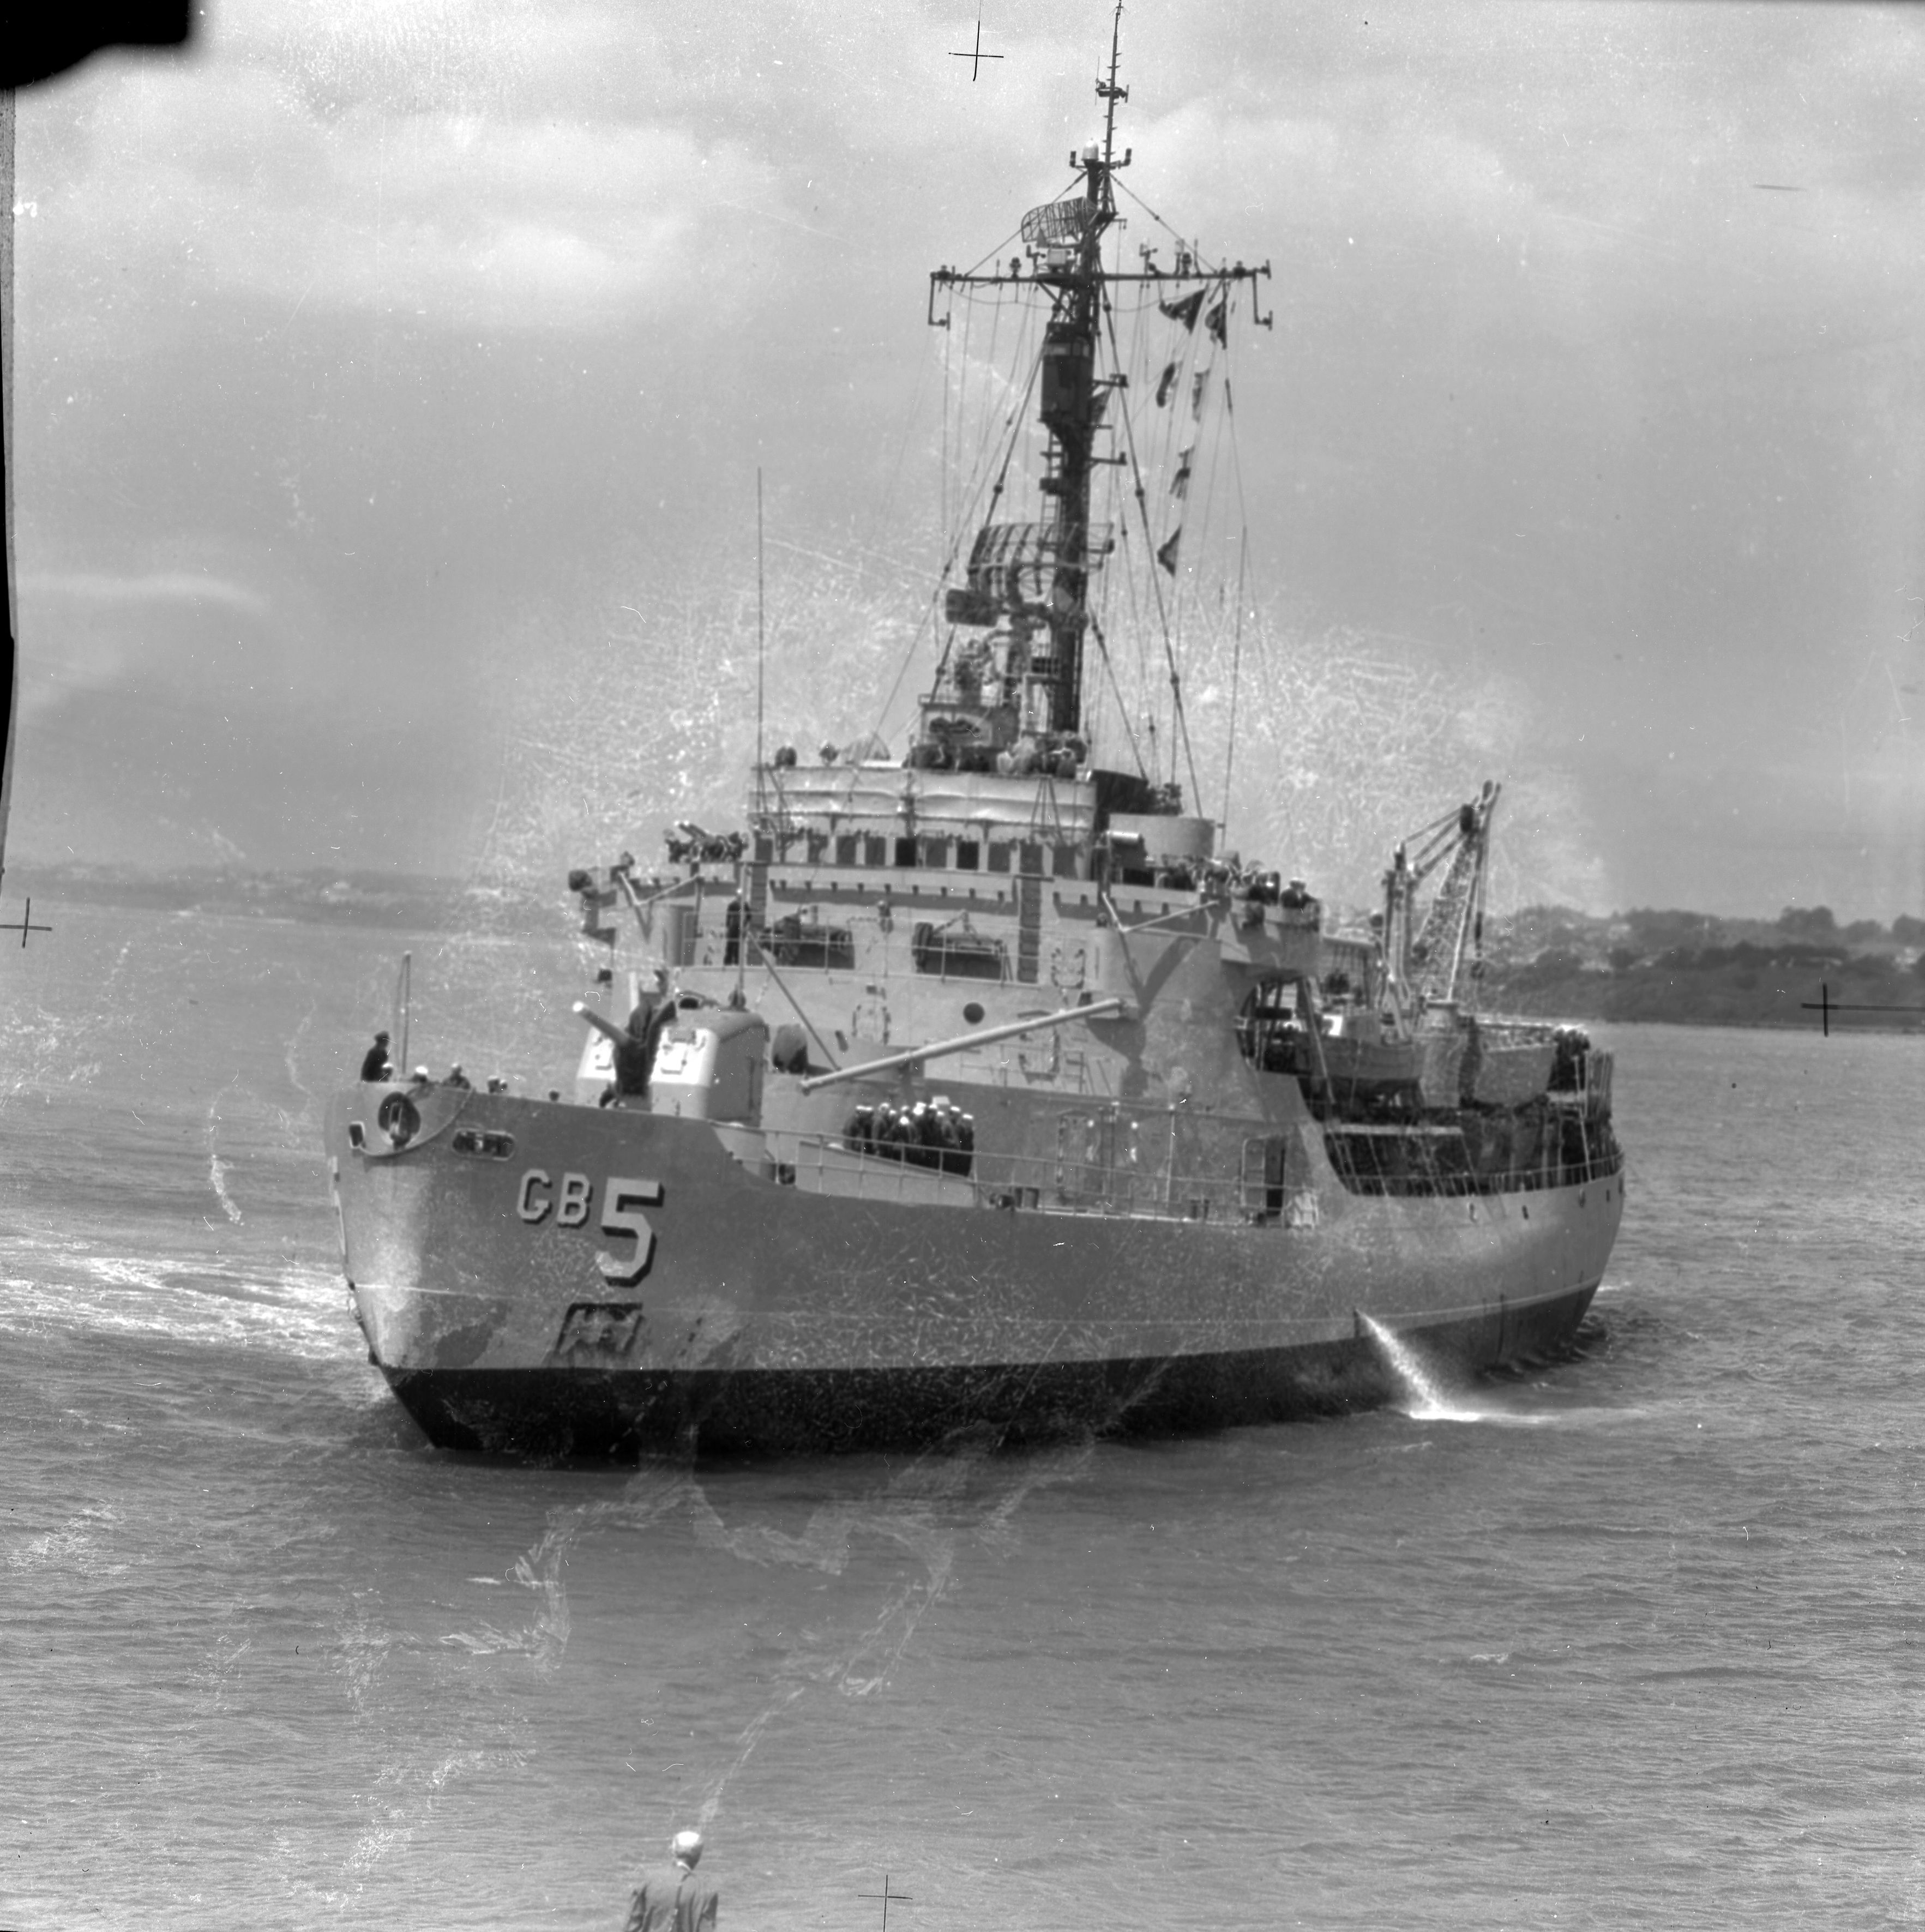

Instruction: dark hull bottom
[382,1284,1601,1459]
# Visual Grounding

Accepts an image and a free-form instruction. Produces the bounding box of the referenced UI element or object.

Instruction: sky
[9,0,1923,920]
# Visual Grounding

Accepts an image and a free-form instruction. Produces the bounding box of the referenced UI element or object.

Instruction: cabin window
[1054,1109,1141,1203]
[1019,841,1044,874]
[1240,1135,1292,1217]
[1056,1112,1115,1199]
[1324,1127,1476,1199]
[986,844,1012,874]
[765,914,855,970]
[1236,977,1308,1073]
[955,840,980,871]
[864,835,888,867]
[835,835,860,866]
[912,922,1007,982]
[1052,846,1079,880]
[894,835,918,869]
[920,836,952,869]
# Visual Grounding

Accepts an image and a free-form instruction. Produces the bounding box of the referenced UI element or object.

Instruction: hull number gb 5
[517,1170,664,1286]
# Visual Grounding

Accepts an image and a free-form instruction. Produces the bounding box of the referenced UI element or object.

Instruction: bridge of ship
[630,762,1336,1006]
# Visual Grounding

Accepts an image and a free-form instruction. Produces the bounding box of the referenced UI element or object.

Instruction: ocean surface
[2,904,1917,1930]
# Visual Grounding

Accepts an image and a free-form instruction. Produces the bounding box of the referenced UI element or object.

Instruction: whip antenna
[756,468,767,817]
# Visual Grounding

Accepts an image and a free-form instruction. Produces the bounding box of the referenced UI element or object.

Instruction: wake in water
[435,1436,1097,1835]
[0,1237,354,1362]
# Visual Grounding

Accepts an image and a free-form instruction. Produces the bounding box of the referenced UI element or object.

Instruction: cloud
[10,0,1920,906]
[16,568,279,715]
[22,569,273,618]
[26,42,796,333]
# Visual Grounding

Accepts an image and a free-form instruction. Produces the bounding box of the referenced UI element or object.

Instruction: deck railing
[772,1126,1622,1220]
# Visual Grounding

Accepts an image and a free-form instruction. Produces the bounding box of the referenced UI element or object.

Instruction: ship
[326,14,1623,1458]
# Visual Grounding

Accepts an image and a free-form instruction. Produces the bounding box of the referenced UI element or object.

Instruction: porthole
[963,1002,986,1025]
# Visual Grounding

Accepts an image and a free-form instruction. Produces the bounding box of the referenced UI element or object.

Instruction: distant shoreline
[11,863,1920,1034]
[3,862,543,935]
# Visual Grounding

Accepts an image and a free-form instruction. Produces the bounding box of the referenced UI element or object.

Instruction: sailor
[622,1828,718,1932]
[724,898,744,966]
[359,1031,392,1082]
[444,1063,472,1090]
[615,967,674,1098]
[410,1066,432,1088]
[954,636,991,705]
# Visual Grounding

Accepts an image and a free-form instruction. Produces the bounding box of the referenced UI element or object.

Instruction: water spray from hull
[1359,1311,1455,1418]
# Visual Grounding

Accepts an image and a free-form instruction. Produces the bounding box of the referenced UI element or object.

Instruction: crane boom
[1380,780,1501,1018]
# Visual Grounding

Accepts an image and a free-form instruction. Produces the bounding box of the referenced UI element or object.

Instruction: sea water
[1,905,1917,1929]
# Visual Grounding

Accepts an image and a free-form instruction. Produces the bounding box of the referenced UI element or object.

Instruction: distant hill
[9,864,1921,1031]
[1477,904,1925,1032]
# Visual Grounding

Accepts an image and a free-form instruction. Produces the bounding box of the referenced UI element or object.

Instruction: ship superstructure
[326,14,1623,1456]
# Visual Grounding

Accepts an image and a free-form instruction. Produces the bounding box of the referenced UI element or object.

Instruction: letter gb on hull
[324,15,1625,1459]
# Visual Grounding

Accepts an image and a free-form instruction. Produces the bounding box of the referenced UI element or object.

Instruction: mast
[1037,2,1127,737]
[925,4,1271,776]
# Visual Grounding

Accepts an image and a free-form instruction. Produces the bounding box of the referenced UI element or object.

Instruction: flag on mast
[1159,288,1205,330]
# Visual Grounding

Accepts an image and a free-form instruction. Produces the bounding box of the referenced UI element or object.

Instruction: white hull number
[517,1170,663,1286]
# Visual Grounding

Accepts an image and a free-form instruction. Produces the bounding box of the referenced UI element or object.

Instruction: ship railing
[1319,1134,1624,1200]
[787,1131,1250,1220]
[779,1130,1622,1217]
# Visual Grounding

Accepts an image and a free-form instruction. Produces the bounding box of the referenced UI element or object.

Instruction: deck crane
[1379,781,1501,1025]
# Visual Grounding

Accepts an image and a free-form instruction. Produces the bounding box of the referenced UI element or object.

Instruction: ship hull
[327,1086,1621,1457]
[377,1286,1598,1457]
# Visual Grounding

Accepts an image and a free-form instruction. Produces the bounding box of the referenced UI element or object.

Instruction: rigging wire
[1085,606,1147,776]
[859,302,1043,756]
[1111,517,1158,778]
[1221,316,1259,845]
[1103,288,1202,806]
[1222,533,1247,841]
[1092,295,1156,765]
[1113,174,1226,275]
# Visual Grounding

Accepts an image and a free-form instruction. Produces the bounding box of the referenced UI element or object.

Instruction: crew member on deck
[613,966,674,1100]
[359,1031,392,1082]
